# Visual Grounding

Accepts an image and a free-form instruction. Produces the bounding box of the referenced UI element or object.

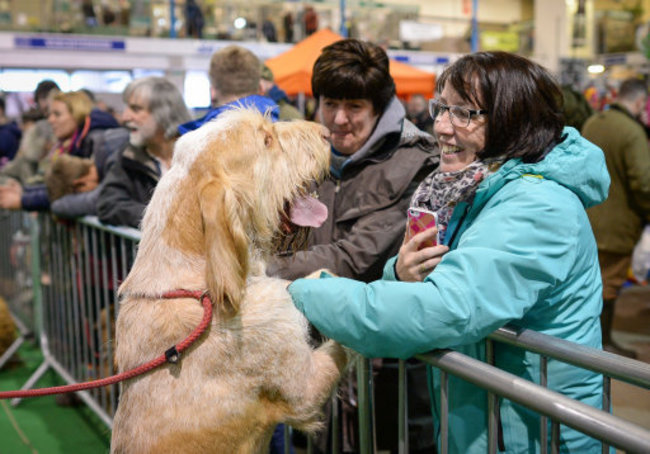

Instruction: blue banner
[14,36,126,52]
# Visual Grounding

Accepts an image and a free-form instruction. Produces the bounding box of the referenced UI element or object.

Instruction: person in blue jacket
[288,51,610,453]
[178,44,278,135]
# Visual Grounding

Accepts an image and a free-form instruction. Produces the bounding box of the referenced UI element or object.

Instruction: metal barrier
[4,213,140,428]
[0,211,36,370]
[1,211,650,453]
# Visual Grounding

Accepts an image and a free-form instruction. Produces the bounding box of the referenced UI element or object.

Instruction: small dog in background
[44,154,97,202]
[111,109,349,454]
[0,296,16,359]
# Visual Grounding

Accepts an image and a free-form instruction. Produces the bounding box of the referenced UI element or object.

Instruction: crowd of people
[0,39,648,453]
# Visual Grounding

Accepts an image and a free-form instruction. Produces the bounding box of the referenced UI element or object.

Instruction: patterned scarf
[410,159,502,243]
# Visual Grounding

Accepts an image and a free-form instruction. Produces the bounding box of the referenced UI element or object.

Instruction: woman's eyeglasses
[428,99,487,128]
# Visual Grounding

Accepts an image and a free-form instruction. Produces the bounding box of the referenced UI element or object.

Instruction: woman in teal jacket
[288,52,610,453]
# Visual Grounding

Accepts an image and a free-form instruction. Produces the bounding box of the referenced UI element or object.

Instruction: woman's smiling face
[318,96,379,156]
[433,81,488,172]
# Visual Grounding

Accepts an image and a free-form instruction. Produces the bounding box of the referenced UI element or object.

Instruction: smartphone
[406,207,438,249]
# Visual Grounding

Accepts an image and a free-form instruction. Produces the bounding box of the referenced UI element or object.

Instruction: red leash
[0,290,213,399]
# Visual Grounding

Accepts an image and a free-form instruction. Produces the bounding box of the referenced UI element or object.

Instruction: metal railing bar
[78,216,141,241]
[356,357,374,454]
[603,375,611,454]
[490,325,650,388]
[440,369,448,454]
[551,421,560,454]
[77,224,89,381]
[397,359,408,454]
[331,392,339,454]
[69,224,84,381]
[417,349,650,453]
[486,338,497,454]
[540,355,548,454]
[60,222,75,373]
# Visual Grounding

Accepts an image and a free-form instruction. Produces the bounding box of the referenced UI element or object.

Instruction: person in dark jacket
[0,90,119,211]
[185,0,204,39]
[406,94,434,134]
[266,38,439,454]
[0,97,22,164]
[97,76,191,228]
[582,77,650,358]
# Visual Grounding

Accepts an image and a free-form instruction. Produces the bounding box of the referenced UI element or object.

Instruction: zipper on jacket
[334,179,341,193]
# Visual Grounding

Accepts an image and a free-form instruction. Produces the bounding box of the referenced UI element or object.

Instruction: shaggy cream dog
[111,109,347,454]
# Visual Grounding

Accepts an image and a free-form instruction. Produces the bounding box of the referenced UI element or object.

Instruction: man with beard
[97,77,191,228]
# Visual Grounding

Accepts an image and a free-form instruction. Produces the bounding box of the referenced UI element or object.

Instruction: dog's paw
[304,268,337,279]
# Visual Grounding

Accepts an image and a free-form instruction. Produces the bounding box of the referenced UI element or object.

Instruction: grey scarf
[410,159,502,243]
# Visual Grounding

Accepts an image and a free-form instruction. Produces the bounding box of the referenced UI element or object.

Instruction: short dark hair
[617,78,647,102]
[312,39,395,115]
[34,80,60,102]
[437,51,564,163]
[0,97,5,113]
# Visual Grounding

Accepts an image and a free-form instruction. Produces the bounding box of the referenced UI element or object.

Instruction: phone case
[407,208,438,248]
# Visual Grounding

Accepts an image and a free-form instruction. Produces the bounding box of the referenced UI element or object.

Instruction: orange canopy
[265,29,435,97]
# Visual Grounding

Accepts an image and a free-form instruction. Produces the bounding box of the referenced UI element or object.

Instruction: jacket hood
[89,108,120,131]
[476,126,610,210]
[178,95,279,135]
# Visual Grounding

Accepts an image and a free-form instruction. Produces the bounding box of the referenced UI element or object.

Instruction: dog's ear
[198,177,248,317]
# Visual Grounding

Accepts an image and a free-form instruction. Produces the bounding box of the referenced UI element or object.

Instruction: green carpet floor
[0,340,111,454]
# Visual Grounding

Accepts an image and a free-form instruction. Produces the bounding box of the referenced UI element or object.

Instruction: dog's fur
[44,154,94,201]
[0,296,16,358]
[111,109,347,453]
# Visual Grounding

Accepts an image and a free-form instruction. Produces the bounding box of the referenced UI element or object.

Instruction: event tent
[265,29,435,97]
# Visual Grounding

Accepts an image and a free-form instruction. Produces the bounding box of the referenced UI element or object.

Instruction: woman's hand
[0,180,23,210]
[396,227,449,282]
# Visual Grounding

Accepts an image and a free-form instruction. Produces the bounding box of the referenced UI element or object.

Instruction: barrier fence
[1,210,650,453]
[0,211,35,370]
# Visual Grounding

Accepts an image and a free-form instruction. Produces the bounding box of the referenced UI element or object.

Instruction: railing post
[486,339,498,454]
[440,369,449,454]
[540,355,548,454]
[602,375,611,454]
[29,214,42,340]
[357,357,375,454]
[397,359,408,454]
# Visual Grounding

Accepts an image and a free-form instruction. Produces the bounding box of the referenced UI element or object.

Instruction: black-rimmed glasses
[428,99,488,128]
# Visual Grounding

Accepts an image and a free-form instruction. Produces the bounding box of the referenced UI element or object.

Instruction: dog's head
[44,154,95,201]
[151,108,330,316]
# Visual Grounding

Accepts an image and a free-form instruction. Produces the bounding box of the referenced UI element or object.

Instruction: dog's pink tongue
[289,195,328,227]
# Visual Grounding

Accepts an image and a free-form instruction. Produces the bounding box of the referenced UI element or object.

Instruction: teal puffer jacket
[289,127,610,453]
